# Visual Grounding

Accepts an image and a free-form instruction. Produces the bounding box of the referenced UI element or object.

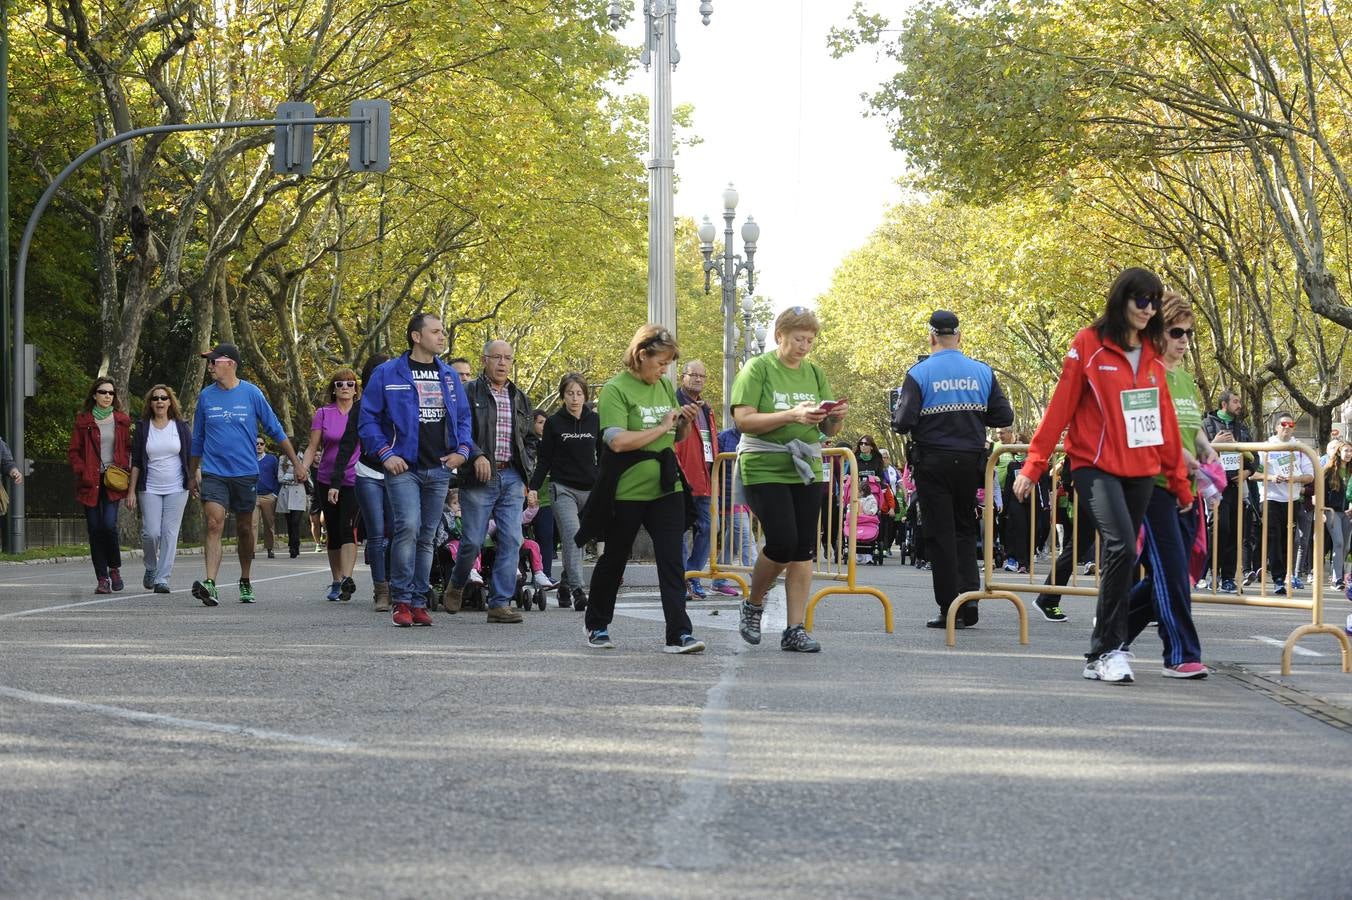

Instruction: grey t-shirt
[1123,345,1142,376]
[97,415,116,469]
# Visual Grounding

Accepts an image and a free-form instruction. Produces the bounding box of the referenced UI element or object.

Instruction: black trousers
[586,491,692,645]
[1072,468,1154,658]
[1213,479,1240,580]
[1034,510,1098,606]
[913,449,983,621]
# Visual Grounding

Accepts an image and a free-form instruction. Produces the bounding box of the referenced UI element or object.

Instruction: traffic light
[349,100,390,173]
[273,102,316,175]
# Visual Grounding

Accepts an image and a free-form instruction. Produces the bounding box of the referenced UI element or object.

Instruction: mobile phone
[818,398,846,413]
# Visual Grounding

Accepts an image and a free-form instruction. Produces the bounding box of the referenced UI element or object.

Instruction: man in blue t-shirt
[189,343,307,606]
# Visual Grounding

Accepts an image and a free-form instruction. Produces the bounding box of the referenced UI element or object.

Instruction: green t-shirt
[730,351,834,485]
[598,370,681,501]
[1158,365,1202,488]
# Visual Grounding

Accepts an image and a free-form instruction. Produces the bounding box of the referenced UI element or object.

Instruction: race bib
[1121,388,1163,448]
[1219,452,1242,472]
[700,426,713,463]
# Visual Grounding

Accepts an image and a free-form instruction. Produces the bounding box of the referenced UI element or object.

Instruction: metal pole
[0,0,10,551]
[8,115,357,552]
[720,207,735,426]
[647,1,676,337]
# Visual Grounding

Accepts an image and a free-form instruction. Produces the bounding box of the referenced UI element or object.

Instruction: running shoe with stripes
[1035,598,1068,622]
[586,628,615,649]
[663,634,705,654]
[238,579,255,603]
[1083,649,1134,683]
[192,578,219,607]
[1163,662,1208,679]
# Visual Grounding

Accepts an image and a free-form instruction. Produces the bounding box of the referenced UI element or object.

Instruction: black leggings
[319,482,359,548]
[743,481,823,563]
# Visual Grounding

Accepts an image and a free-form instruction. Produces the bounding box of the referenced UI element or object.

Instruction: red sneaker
[1162,661,1208,679]
[392,602,413,627]
[94,577,112,595]
[410,606,433,626]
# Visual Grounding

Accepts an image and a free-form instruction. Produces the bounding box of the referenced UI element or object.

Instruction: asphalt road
[2,548,1349,899]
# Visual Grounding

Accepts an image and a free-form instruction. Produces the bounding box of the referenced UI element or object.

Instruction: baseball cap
[929,310,960,335]
[200,343,241,364]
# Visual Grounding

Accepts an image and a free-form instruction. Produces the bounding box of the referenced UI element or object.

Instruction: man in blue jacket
[359,313,475,627]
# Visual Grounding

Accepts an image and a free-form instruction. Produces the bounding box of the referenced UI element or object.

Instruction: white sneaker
[532,571,554,589]
[469,569,484,585]
[1083,649,1135,683]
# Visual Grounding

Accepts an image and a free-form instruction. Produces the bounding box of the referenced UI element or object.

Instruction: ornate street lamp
[699,183,758,425]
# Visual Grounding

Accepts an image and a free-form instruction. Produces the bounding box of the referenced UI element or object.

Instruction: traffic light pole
[7,112,381,553]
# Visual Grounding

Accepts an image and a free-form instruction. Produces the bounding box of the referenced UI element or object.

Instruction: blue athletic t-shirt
[191,380,289,477]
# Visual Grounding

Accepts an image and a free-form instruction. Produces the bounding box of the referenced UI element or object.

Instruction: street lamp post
[609,1,713,339]
[699,183,758,425]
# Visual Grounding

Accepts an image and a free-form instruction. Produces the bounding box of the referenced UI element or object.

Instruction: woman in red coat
[68,377,132,593]
[1014,268,1193,685]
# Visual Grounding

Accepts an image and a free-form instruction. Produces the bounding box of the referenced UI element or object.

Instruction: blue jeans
[683,494,712,580]
[453,468,525,608]
[84,486,122,578]
[385,467,450,607]
[355,474,392,583]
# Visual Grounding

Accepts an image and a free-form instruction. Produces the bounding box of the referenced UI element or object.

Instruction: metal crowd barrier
[688,447,893,632]
[949,442,1350,676]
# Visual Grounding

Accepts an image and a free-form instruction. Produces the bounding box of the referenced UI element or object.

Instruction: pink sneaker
[711,582,739,596]
[1162,661,1208,679]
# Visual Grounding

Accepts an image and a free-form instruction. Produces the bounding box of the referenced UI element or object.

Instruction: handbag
[102,464,130,492]
[0,481,8,516]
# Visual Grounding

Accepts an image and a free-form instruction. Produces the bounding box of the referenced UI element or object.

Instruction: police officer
[892,310,1014,628]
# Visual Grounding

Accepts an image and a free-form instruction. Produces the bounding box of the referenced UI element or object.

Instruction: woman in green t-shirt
[583,324,705,654]
[730,306,849,652]
[1124,290,1216,678]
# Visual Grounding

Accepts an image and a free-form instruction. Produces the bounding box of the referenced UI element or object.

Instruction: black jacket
[331,397,383,486]
[1202,410,1255,488]
[574,446,693,546]
[460,375,537,486]
[529,406,601,492]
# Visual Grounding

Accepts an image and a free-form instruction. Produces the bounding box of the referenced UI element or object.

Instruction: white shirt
[1260,437,1314,504]
[143,420,184,495]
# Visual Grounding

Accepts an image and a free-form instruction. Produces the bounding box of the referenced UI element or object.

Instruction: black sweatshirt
[529,407,602,492]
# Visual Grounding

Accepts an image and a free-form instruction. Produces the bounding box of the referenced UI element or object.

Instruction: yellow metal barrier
[690,447,893,633]
[949,442,1350,675]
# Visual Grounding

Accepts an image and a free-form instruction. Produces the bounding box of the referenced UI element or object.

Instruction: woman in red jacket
[68,377,132,593]
[1014,268,1193,684]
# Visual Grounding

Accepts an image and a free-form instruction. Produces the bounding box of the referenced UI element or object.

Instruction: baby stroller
[844,475,885,566]
[430,510,487,611]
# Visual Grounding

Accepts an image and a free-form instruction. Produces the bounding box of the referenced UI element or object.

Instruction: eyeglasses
[791,305,808,315]
[95,389,114,396]
[1167,327,1194,340]
[1132,296,1161,310]
[684,372,707,379]
[485,354,513,363]
[640,331,672,350]
[150,396,170,402]
[333,380,356,388]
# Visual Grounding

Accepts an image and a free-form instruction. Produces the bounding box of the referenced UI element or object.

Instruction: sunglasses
[95,389,114,396]
[150,395,170,402]
[1279,420,1296,428]
[333,380,356,388]
[1167,327,1194,340]
[1132,296,1161,310]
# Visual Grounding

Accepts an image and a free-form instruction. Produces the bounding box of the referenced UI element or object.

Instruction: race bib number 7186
[1121,388,1164,448]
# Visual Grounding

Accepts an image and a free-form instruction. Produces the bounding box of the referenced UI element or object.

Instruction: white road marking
[0,569,331,620]
[0,684,353,749]
[1251,635,1323,657]
[652,644,743,870]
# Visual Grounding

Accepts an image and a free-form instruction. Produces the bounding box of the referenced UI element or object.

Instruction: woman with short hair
[302,368,361,602]
[68,377,132,594]
[127,384,192,592]
[731,306,849,653]
[578,325,704,653]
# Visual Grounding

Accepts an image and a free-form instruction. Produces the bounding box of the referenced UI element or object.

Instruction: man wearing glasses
[441,339,538,624]
[254,438,281,559]
[189,343,307,606]
[674,360,717,599]
[1254,411,1314,595]
[1202,389,1256,591]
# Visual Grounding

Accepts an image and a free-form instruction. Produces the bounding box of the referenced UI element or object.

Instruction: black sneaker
[780,625,821,652]
[191,578,219,607]
[572,587,588,612]
[1219,579,1238,594]
[1035,599,1068,622]
[663,634,706,654]
[739,601,764,645]
[586,627,614,649]
[339,576,356,602]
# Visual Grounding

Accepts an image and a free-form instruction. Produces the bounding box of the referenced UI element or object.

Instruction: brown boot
[372,582,391,612]
[441,581,463,614]
[486,605,523,624]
